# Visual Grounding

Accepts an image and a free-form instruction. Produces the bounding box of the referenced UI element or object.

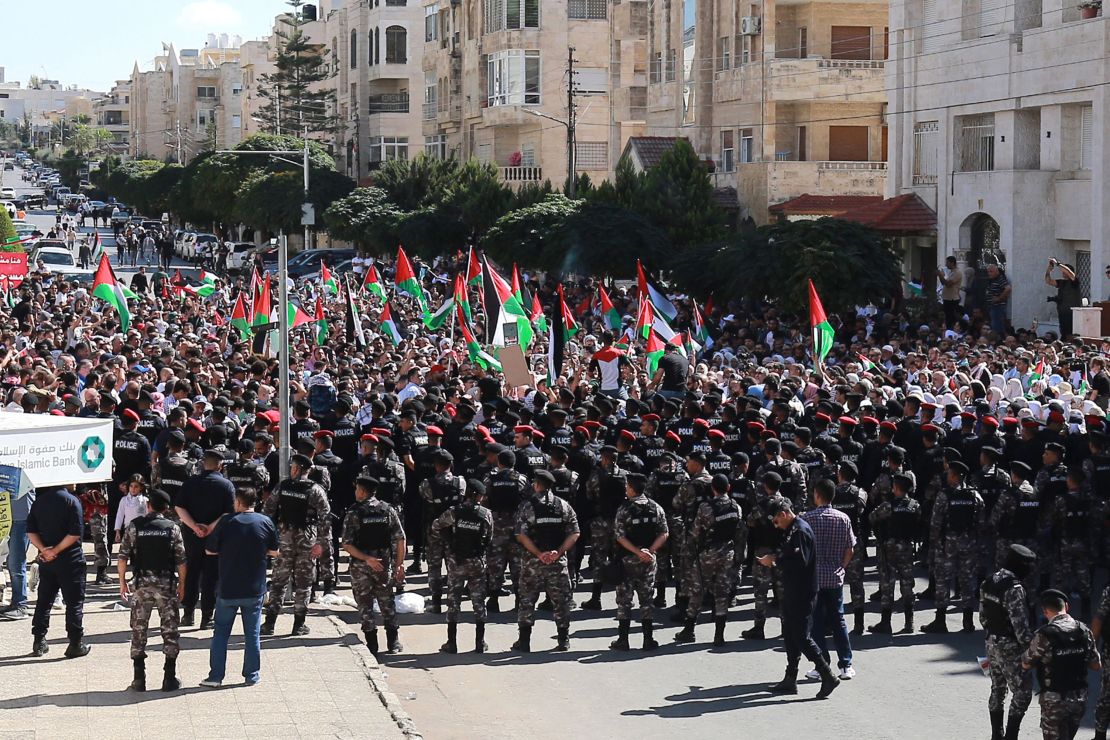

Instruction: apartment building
[0,80,103,146]
[642,0,888,222]
[93,80,131,154]
[887,0,1108,330]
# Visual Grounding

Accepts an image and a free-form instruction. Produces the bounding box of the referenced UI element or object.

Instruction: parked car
[0,187,15,199]
[302,258,354,284]
[110,210,131,226]
[29,245,94,279]
[287,248,358,279]
[225,241,259,272]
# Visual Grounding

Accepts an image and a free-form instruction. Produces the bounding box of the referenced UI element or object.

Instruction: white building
[887,0,1108,331]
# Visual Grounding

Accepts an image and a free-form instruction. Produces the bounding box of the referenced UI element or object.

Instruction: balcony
[423,101,437,120]
[763,160,887,205]
[499,166,544,185]
[482,102,541,127]
[368,93,410,114]
[715,57,885,104]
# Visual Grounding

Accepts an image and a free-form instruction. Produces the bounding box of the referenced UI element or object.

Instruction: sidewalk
[0,570,420,740]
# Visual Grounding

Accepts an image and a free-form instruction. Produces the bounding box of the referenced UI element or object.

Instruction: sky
[1,0,284,92]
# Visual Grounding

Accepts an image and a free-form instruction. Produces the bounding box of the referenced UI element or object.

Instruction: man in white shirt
[937,256,964,329]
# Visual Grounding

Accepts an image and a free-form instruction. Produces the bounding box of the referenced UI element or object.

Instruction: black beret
[534,469,556,486]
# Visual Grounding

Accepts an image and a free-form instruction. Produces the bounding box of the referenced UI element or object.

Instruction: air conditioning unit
[740,16,761,35]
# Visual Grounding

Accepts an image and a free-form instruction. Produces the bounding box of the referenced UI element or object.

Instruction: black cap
[1045,442,1065,455]
[600,445,618,457]
[711,473,730,493]
[467,479,485,497]
[892,472,914,489]
[433,450,454,465]
[762,471,782,486]
[781,441,798,455]
[980,446,1001,459]
[149,488,171,508]
[202,448,225,462]
[238,438,254,453]
[290,453,313,468]
[1009,461,1032,479]
[534,469,556,487]
[764,438,781,454]
[766,497,793,516]
[948,460,969,475]
[839,460,858,477]
[686,451,706,465]
[1040,588,1070,606]
[168,429,186,444]
[1008,544,1036,565]
[497,450,517,467]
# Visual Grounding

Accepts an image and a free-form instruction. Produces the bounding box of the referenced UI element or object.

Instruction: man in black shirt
[27,485,91,658]
[651,344,689,400]
[175,449,236,628]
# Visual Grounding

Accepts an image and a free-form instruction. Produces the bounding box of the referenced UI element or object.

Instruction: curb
[326,615,423,740]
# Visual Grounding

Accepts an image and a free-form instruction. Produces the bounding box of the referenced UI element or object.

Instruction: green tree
[441,159,514,240]
[256,0,338,136]
[323,187,402,254]
[373,155,460,211]
[0,208,17,249]
[170,153,219,227]
[71,124,113,156]
[231,166,354,233]
[636,138,725,249]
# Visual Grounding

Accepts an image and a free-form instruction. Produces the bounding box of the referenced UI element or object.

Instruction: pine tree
[256,0,338,137]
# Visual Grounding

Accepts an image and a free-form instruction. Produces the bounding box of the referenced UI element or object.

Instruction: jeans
[31,554,86,639]
[207,595,265,684]
[598,387,629,401]
[989,302,1007,335]
[811,587,853,668]
[6,520,29,607]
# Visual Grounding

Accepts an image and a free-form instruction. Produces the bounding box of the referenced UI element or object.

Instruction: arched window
[385,25,407,64]
[368,31,374,66]
[350,30,358,69]
[375,27,380,65]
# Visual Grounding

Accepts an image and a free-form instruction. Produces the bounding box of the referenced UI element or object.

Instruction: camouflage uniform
[645,456,687,593]
[118,512,187,659]
[432,502,494,622]
[990,480,1041,598]
[342,496,405,632]
[586,462,627,582]
[685,495,743,619]
[1052,486,1096,607]
[979,568,1034,724]
[1093,586,1110,734]
[747,493,787,620]
[671,470,713,601]
[483,468,528,594]
[80,486,111,569]
[515,490,580,631]
[931,484,986,611]
[1021,613,1099,740]
[870,495,921,610]
[832,482,868,610]
[613,494,668,621]
[419,471,467,601]
[263,476,331,619]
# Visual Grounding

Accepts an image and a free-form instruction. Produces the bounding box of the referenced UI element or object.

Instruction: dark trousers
[404,488,424,560]
[943,300,961,328]
[182,534,219,616]
[31,556,86,640]
[1057,307,1074,338]
[107,485,124,555]
[782,596,823,671]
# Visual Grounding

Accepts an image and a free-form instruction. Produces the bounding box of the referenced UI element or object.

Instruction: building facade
[93,80,131,155]
[887,0,1108,330]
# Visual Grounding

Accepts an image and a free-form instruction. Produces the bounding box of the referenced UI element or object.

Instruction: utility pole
[175,121,183,163]
[566,46,577,198]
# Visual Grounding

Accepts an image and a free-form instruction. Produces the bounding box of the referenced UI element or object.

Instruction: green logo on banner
[79,436,106,472]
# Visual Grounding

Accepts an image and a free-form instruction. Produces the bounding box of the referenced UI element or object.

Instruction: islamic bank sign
[0,415,114,487]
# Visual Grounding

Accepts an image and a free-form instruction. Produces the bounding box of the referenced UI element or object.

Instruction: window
[798,27,808,58]
[798,126,807,161]
[740,35,751,64]
[520,145,536,166]
[426,5,438,42]
[980,0,1003,37]
[921,0,940,52]
[718,37,730,71]
[829,126,870,160]
[649,52,662,84]
[956,114,995,172]
[425,134,448,159]
[1080,105,1094,170]
[576,141,607,169]
[487,49,541,106]
[332,38,339,72]
[913,121,938,183]
[386,26,407,63]
[232,114,242,128]
[665,49,676,81]
[831,26,871,60]
[568,0,607,20]
[369,136,409,162]
[721,130,735,172]
[575,67,607,94]
[197,109,213,129]
[196,86,216,98]
[486,0,540,31]
[740,128,754,162]
[424,71,438,120]
[375,27,381,64]
[231,84,242,95]
[350,30,358,69]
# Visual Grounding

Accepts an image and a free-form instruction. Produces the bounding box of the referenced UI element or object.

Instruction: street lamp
[216,129,313,479]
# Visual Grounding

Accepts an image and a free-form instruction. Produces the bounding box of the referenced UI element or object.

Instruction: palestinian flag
[466,247,482,287]
[345,274,367,347]
[692,302,711,347]
[530,292,548,333]
[424,293,454,331]
[253,274,272,329]
[363,264,387,301]
[1031,358,1046,382]
[482,259,533,348]
[644,329,665,377]
[637,260,677,322]
[394,246,429,313]
[556,284,579,342]
[808,279,834,368]
[1078,373,1090,396]
[599,285,622,332]
[512,264,525,306]
[547,291,566,386]
[230,293,251,339]
[0,276,14,308]
[684,330,702,358]
[314,296,328,346]
[196,270,217,298]
[320,261,338,295]
[212,310,224,327]
[858,353,879,374]
[457,306,501,371]
[634,296,654,340]
[454,273,472,323]
[282,302,313,328]
[379,302,404,346]
[92,253,131,332]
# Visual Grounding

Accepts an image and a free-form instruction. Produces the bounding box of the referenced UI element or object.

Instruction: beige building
[93,80,131,154]
[643,0,888,222]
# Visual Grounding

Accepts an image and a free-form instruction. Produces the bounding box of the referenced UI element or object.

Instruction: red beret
[760,429,778,439]
[371,427,391,437]
[514,425,534,435]
[665,430,682,444]
[960,411,976,420]
[981,416,999,429]
[746,421,765,431]
[575,425,591,436]
[429,364,446,374]
[693,418,710,429]
[642,413,660,423]
[1086,414,1104,425]
[123,409,141,422]
[187,418,205,433]
[838,416,858,427]
[427,425,444,437]
[1021,419,1041,429]
[861,416,879,426]
[583,421,602,430]
[921,423,939,433]
[815,412,832,423]
[708,429,726,440]
[50,409,65,416]
[921,402,937,410]
[313,430,335,439]
[619,429,636,441]
[880,421,897,432]
[476,425,490,437]
[360,433,379,443]
[532,430,545,440]
[1002,417,1019,427]
[1048,411,1065,424]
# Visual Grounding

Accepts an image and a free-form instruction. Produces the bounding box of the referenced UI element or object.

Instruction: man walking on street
[801,479,857,681]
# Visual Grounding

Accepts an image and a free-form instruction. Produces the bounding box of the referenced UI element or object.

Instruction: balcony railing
[368,93,410,114]
[817,58,885,69]
[499,166,544,183]
[817,161,888,171]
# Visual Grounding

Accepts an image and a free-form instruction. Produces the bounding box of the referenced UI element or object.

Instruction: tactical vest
[1040,621,1089,693]
[887,497,920,542]
[225,460,261,494]
[133,515,176,575]
[428,474,465,517]
[277,479,315,528]
[706,496,739,548]
[551,467,576,501]
[531,495,567,552]
[706,452,731,478]
[1061,491,1092,540]
[598,467,628,519]
[518,446,547,476]
[1006,487,1041,540]
[682,475,713,521]
[980,572,1017,639]
[451,504,491,560]
[650,468,684,514]
[624,499,661,549]
[1091,455,1110,499]
[158,457,192,502]
[355,501,392,553]
[832,483,865,534]
[487,471,524,513]
[376,459,406,507]
[944,486,976,534]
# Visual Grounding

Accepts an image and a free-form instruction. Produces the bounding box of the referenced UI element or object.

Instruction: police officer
[1054,468,1096,620]
[261,453,331,636]
[923,460,985,634]
[223,438,269,509]
[117,489,187,692]
[174,449,235,629]
[674,474,742,647]
[1091,580,1110,740]
[582,445,627,611]
[611,472,668,651]
[646,449,688,609]
[547,446,579,503]
[27,484,91,659]
[483,449,528,613]
[991,462,1040,592]
[342,476,406,656]
[869,473,921,634]
[420,450,467,613]
[513,470,580,653]
[512,425,548,479]
[153,430,197,517]
[980,544,1036,740]
[832,461,868,635]
[671,451,712,620]
[432,478,493,654]
[1021,589,1100,740]
[743,471,787,640]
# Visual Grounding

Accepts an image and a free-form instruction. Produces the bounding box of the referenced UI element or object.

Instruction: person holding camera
[1045,258,1081,338]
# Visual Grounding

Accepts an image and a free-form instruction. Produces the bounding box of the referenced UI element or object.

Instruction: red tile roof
[625,136,690,170]
[836,193,937,234]
[768,194,883,217]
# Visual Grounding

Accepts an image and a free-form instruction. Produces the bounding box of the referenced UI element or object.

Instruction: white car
[1,201,15,218]
[0,187,15,199]
[225,241,258,272]
[178,232,197,260]
[29,246,94,279]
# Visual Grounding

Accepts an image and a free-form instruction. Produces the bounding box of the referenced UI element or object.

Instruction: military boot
[1092,729,1106,740]
[920,609,949,634]
[673,617,696,643]
[851,608,865,636]
[486,596,501,614]
[475,622,487,653]
[364,629,379,655]
[642,620,659,650]
[323,578,336,596]
[962,609,975,633]
[769,667,799,695]
[1003,713,1023,740]
[385,627,403,654]
[130,657,146,692]
[64,635,91,658]
[869,609,892,634]
[653,586,666,609]
[554,626,570,652]
[815,658,841,699]
[31,635,48,657]
[537,596,553,611]
[902,604,915,633]
[741,618,766,640]
[989,708,1004,740]
[580,583,603,611]
[180,610,196,627]
[712,616,727,647]
[259,612,277,636]
[440,622,458,654]
[430,594,442,615]
[161,656,181,692]
[670,596,689,622]
[610,620,631,651]
[512,624,532,653]
[291,615,310,636]
[95,566,109,585]
[918,576,936,601]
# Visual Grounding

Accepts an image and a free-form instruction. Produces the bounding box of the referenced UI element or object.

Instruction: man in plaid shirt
[801,479,857,680]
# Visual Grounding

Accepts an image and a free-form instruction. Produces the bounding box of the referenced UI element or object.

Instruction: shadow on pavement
[621,682,827,716]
